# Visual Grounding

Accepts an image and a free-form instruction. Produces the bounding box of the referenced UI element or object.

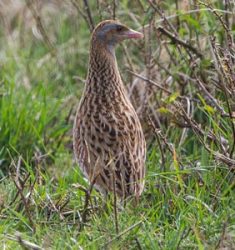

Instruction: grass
[0,0,235,249]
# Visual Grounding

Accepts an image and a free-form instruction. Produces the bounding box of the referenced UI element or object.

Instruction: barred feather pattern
[73,21,146,199]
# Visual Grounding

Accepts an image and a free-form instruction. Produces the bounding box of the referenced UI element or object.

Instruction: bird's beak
[122,29,144,39]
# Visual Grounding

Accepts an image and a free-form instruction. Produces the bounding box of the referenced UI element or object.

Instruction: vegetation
[0,0,234,249]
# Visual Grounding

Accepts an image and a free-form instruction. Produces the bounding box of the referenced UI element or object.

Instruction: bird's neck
[86,43,124,95]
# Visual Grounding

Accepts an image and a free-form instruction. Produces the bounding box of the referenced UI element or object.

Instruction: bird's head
[91,20,143,49]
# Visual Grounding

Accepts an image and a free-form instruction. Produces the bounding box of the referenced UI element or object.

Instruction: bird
[73,20,146,200]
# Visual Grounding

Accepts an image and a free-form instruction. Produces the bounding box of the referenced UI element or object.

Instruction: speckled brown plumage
[73,20,146,199]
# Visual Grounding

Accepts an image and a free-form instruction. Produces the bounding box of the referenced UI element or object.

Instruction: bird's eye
[116,26,123,32]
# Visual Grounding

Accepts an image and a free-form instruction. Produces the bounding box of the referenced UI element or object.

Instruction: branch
[157,26,203,58]
[83,0,95,31]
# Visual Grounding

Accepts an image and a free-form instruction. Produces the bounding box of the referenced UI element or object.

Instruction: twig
[71,0,92,32]
[83,0,95,31]
[78,173,98,232]
[176,228,191,250]
[198,1,233,50]
[13,177,35,232]
[55,105,73,150]
[178,72,228,116]
[142,8,235,29]
[175,103,235,168]
[178,97,190,147]
[148,112,186,172]
[210,37,235,157]
[9,158,36,231]
[211,169,232,211]
[96,0,102,21]
[46,193,65,220]
[127,70,172,94]
[112,0,116,20]
[135,237,143,250]
[5,233,42,250]
[157,26,203,58]
[9,173,30,206]
[25,0,56,56]
[136,0,145,12]
[121,44,135,75]
[143,15,155,114]
[215,218,229,249]
[112,171,119,234]
[197,79,227,114]
[175,0,180,31]
[148,115,166,171]
[224,0,230,30]
[198,1,230,34]
[147,0,177,34]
